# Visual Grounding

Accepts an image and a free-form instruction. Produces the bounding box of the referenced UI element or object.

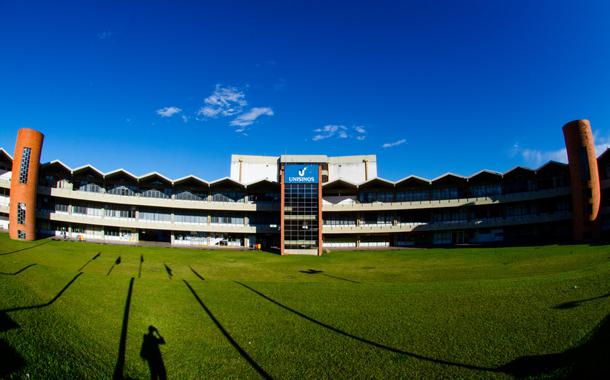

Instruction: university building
[0,120,608,255]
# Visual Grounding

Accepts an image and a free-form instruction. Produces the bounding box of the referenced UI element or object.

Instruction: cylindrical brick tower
[9,128,44,241]
[562,120,600,241]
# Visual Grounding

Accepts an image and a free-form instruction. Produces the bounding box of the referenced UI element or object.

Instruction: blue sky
[1,0,610,181]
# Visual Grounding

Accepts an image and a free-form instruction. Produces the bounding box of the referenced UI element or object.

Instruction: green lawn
[0,233,609,379]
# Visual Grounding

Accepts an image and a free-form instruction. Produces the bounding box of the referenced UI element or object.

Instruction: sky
[1,0,610,181]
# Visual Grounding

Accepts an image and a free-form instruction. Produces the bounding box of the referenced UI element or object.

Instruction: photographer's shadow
[140,325,167,380]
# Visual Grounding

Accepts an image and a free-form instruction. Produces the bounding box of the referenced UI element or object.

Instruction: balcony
[322,212,571,234]
[37,186,280,212]
[322,187,571,212]
[36,209,279,234]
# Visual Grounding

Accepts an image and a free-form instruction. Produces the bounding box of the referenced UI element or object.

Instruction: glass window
[17,202,26,224]
[19,147,32,184]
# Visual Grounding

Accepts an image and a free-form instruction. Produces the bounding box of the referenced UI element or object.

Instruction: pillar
[562,120,601,241]
[9,128,44,241]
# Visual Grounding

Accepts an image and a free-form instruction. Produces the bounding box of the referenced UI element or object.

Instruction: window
[105,227,120,236]
[73,205,88,215]
[19,147,32,184]
[139,210,171,222]
[175,190,206,201]
[359,191,393,203]
[104,206,136,219]
[78,182,103,193]
[54,203,69,213]
[141,188,170,199]
[107,185,137,196]
[284,183,319,249]
[210,213,244,225]
[323,213,356,226]
[17,230,26,239]
[211,192,244,203]
[469,184,502,197]
[431,187,459,200]
[175,212,208,224]
[17,203,26,224]
[396,189,429,202]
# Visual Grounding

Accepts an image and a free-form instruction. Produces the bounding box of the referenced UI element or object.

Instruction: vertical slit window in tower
[19,147,32,184]
[17,202,26,224]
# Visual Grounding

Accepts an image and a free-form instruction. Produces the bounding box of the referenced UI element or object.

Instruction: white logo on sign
[298,167,307,176]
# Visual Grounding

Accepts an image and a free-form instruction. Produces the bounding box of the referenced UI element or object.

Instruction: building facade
[0,121,608,255]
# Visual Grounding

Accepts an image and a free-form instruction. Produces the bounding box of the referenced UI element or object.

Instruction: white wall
[230,155,278,184]
[230,154,378,184]
[328,156,378,183]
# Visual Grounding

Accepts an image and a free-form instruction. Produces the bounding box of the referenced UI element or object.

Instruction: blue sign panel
[285,164,319,184]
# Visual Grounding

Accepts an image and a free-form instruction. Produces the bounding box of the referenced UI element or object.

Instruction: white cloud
[198,85,247,118]
[230,107,274,129]
[519,146,567,165]
[312,125,348,141]
[382,139,406,148]
[513,134,610,166]
[312,124,367,141]
[156,106,182,117]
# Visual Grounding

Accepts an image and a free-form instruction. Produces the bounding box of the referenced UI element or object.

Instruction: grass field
[0,233,609,379]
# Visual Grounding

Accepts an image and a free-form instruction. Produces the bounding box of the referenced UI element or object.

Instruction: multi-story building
[1,120,608,255]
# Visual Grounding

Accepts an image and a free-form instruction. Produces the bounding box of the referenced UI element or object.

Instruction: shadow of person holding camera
[140,325,167,380]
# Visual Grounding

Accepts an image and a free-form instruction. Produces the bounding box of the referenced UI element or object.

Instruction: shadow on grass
[107,256,122,276]
[235,281,496,373]
[299,269,360,284]
[190,266,205,281]
[0,263,37,275]
[0,272,83,313]
[140,325,167,380]
[0,339,26,377]
[499,314,610,378]
[0,306,27,375]
[0,312,20,332]
[138,255,144,278]
[113,277,134,380]
[552,292,610,310]
[164,264,173,279]
[0,239,51,256]
[183,280,272,379]
[77,252,101,272]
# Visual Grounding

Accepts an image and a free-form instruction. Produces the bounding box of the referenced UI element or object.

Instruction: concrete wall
[328,155,377,183]
[230,155,278,184]
[230,154,378,184]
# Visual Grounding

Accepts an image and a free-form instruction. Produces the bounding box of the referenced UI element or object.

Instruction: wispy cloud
[230,107,274,131]
[198,85,247,118]
[512,133,610,166]
[97,31,113,40]
[312,125,366,141]
[312,125,348,141]
[382,139,406,148]
[156,106,182,117]
[512,143,567,166]
[354,125,366,140]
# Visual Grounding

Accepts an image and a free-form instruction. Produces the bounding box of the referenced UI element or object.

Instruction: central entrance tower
[280,156,324,255]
